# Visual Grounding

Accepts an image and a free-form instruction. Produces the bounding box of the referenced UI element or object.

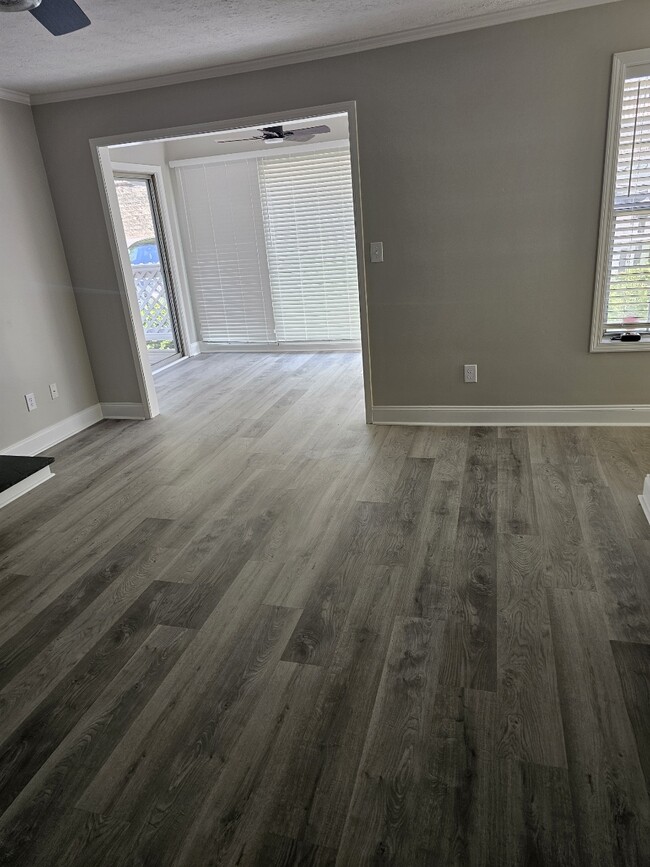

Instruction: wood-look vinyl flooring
[0,351,649,866]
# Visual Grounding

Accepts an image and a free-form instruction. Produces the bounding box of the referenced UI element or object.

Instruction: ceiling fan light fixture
[0,0,42,11]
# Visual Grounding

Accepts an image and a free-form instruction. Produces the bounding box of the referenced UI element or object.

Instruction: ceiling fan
[0,0,90,36]
[216,124,331,144]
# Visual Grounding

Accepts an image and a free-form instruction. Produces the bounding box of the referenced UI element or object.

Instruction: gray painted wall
[0,99,97,451]
[31,0,650,409]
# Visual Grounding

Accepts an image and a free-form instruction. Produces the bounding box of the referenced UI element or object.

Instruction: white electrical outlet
[464,364,478,383]
[370,241,384,263]
[25,392,37,412]
[49,383,59,399]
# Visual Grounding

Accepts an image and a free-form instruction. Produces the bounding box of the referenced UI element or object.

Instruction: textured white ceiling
[0,0,615,97]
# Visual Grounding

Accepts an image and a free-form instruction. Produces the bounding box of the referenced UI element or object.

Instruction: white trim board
[371,405,650,425]
[639,475,650,526]
[151,357,189,376]
[92,149,161,421]
[100,403,146,420]
[590,47,650,353]
[28,0,620,105]
[0,466,54,510]
[0,405,103,457]
[199,341,361,353]
[0,87,31,105]
[0,402,148,457]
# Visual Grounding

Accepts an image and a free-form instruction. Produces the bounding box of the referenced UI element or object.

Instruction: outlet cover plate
[464,364,478,383]
[370,241,384,263]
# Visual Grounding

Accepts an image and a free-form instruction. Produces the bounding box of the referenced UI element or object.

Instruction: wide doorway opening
[170,115,361,351]
[93,104,371,420]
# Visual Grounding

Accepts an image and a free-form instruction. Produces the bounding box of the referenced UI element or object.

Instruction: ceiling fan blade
[29,0,89,35]
[286,125,331,136]
[215,123,330,146]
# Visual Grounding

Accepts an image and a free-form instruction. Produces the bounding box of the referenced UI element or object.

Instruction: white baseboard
[640,476,650,526]
[0,404,103,457]
[1,401,146,459]
[199,341,361,353]
[100,402,146,420]
[0,466,54,509]
[371,404,650,426]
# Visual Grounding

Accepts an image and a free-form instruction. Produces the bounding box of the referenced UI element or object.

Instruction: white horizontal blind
[258,148,361,343]
[605,74,650,329]
[174,161,276,344]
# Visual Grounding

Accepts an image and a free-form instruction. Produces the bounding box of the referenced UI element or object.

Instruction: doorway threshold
[152,356,190,376]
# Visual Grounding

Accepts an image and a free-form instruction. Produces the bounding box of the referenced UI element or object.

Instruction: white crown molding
[100,402,146,420]
[0,86,31,105]
[28,0,619,105]
[0,404,103,456]
[371,404,650,426]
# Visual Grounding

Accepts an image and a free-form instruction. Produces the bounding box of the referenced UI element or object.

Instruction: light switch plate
[370,241,384,263]
[25,393,37,412]
[49,383,59,399]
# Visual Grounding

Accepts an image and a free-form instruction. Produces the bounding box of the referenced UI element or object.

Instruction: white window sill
[592,335,650,352]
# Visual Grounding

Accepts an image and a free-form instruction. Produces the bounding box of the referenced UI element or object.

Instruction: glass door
[113,174,184,369]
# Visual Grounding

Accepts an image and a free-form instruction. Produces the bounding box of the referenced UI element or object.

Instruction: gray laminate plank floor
[0,351,649,866]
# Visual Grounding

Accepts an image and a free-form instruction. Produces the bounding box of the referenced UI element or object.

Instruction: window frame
[591,48,650,353]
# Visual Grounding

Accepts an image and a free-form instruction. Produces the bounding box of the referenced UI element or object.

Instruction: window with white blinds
[258,148,361,343]
[174,160,276,344]
[594,55,650,348]
[173,145,361,347]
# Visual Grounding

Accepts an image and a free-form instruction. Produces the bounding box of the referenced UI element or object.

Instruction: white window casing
[592,49,650,351]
